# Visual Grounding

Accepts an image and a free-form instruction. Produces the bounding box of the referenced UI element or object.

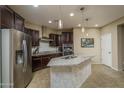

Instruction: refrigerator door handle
[22,40,28,72]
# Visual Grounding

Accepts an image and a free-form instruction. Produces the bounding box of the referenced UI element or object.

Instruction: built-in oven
[62,44,74,56]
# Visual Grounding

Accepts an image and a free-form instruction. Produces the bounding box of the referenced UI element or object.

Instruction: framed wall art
[81,38,94,48]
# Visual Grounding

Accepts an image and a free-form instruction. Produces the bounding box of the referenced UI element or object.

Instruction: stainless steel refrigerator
[1,29,32,88]
[0,31,2,88]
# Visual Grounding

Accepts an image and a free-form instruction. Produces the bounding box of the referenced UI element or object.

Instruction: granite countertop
[47,54,94,67]
[32,51,62,57]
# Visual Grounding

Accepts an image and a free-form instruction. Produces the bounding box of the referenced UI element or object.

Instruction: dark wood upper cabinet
[49,34,62,47]
[62,32,73,44]
[0,5,25,31]
[57,35,62,46]
[24,28,39,46]
[14,13,24,31]
[49,34,56,46]
[0,5,14,29]
[32,30,39,46]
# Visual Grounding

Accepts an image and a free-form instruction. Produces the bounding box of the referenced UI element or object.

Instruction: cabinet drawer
[32,57,41,61]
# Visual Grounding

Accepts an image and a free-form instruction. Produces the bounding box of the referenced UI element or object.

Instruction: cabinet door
[49,34,62,47]
[24,28,39,46]
[32,57,41,72]
[57,35,62,46]
[34,31,39,46]
[49,34,56,46]
[62,32,73,44]
[32,30,39,46]
[24,27,29,34]
[1,6,14,29]
[41,56,51,68]
[62,32,67,44]
[69,32,73,43]
[14,13,24,31]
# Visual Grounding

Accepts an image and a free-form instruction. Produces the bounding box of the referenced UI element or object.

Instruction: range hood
[40,26,54,42]
[40,37,54,42]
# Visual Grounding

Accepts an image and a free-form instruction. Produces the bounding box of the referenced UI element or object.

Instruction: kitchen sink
[62,55,77,59]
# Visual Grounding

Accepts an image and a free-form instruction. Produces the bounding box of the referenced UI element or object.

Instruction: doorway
[101,33,112,67]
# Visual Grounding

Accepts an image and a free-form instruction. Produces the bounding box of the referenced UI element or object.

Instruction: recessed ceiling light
[86,33,89,36]
[95,24,98,27]
[48,20,52,23]
[81,27,85,33]
[33,5,39,7]
[77,24,81,27]
[70,13,74,17]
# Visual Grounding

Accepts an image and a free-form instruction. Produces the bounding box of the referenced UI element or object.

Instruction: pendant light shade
[57,6,63,29]
[58,19,63,29]
[81,27,85,33]
[80,7,85,33]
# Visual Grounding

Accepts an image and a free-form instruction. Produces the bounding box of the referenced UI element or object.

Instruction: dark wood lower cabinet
[32,56,41,71]
[32,53,62,72]
[41,55,51,68]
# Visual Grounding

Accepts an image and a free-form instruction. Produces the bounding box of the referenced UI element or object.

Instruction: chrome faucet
[33,46,39,54]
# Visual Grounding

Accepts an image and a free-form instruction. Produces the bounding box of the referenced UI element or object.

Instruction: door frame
[101,33,112,67]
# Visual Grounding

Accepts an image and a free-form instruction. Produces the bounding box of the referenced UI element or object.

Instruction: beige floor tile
[27,64,124,88]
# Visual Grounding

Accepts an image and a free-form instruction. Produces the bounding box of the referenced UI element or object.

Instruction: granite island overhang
[47,54,94,88]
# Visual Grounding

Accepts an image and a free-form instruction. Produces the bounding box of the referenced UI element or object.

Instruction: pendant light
[58,19,63,29]
[58,6,63,29]
[85,18,89,37]
[81,27,85,33]
[80,7,85,33]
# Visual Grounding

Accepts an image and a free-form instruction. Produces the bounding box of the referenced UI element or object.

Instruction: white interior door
[101,33,112,67]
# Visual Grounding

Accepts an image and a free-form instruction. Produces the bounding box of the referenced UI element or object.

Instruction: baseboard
[111,66,118,71]
[93,63,119,71]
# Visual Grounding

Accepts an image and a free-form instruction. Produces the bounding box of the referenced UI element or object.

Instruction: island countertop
[47,54,94,67]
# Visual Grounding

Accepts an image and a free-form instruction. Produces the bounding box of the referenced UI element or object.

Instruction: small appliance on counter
[62,44,74,56]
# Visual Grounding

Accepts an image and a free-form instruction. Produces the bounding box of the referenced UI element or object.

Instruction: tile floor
[27,68,50,88]
[27,64,124,88]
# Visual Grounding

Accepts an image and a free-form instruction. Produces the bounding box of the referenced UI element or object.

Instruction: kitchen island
[47,54,94,88]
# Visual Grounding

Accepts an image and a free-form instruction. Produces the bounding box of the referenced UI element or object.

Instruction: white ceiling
[9,5,124,29]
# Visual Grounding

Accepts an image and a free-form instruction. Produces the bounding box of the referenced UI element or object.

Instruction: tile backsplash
[39,42,58,52]
[32,42,58,53]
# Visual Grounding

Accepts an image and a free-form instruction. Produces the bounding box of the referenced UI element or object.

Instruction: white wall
[73,28,101,64]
